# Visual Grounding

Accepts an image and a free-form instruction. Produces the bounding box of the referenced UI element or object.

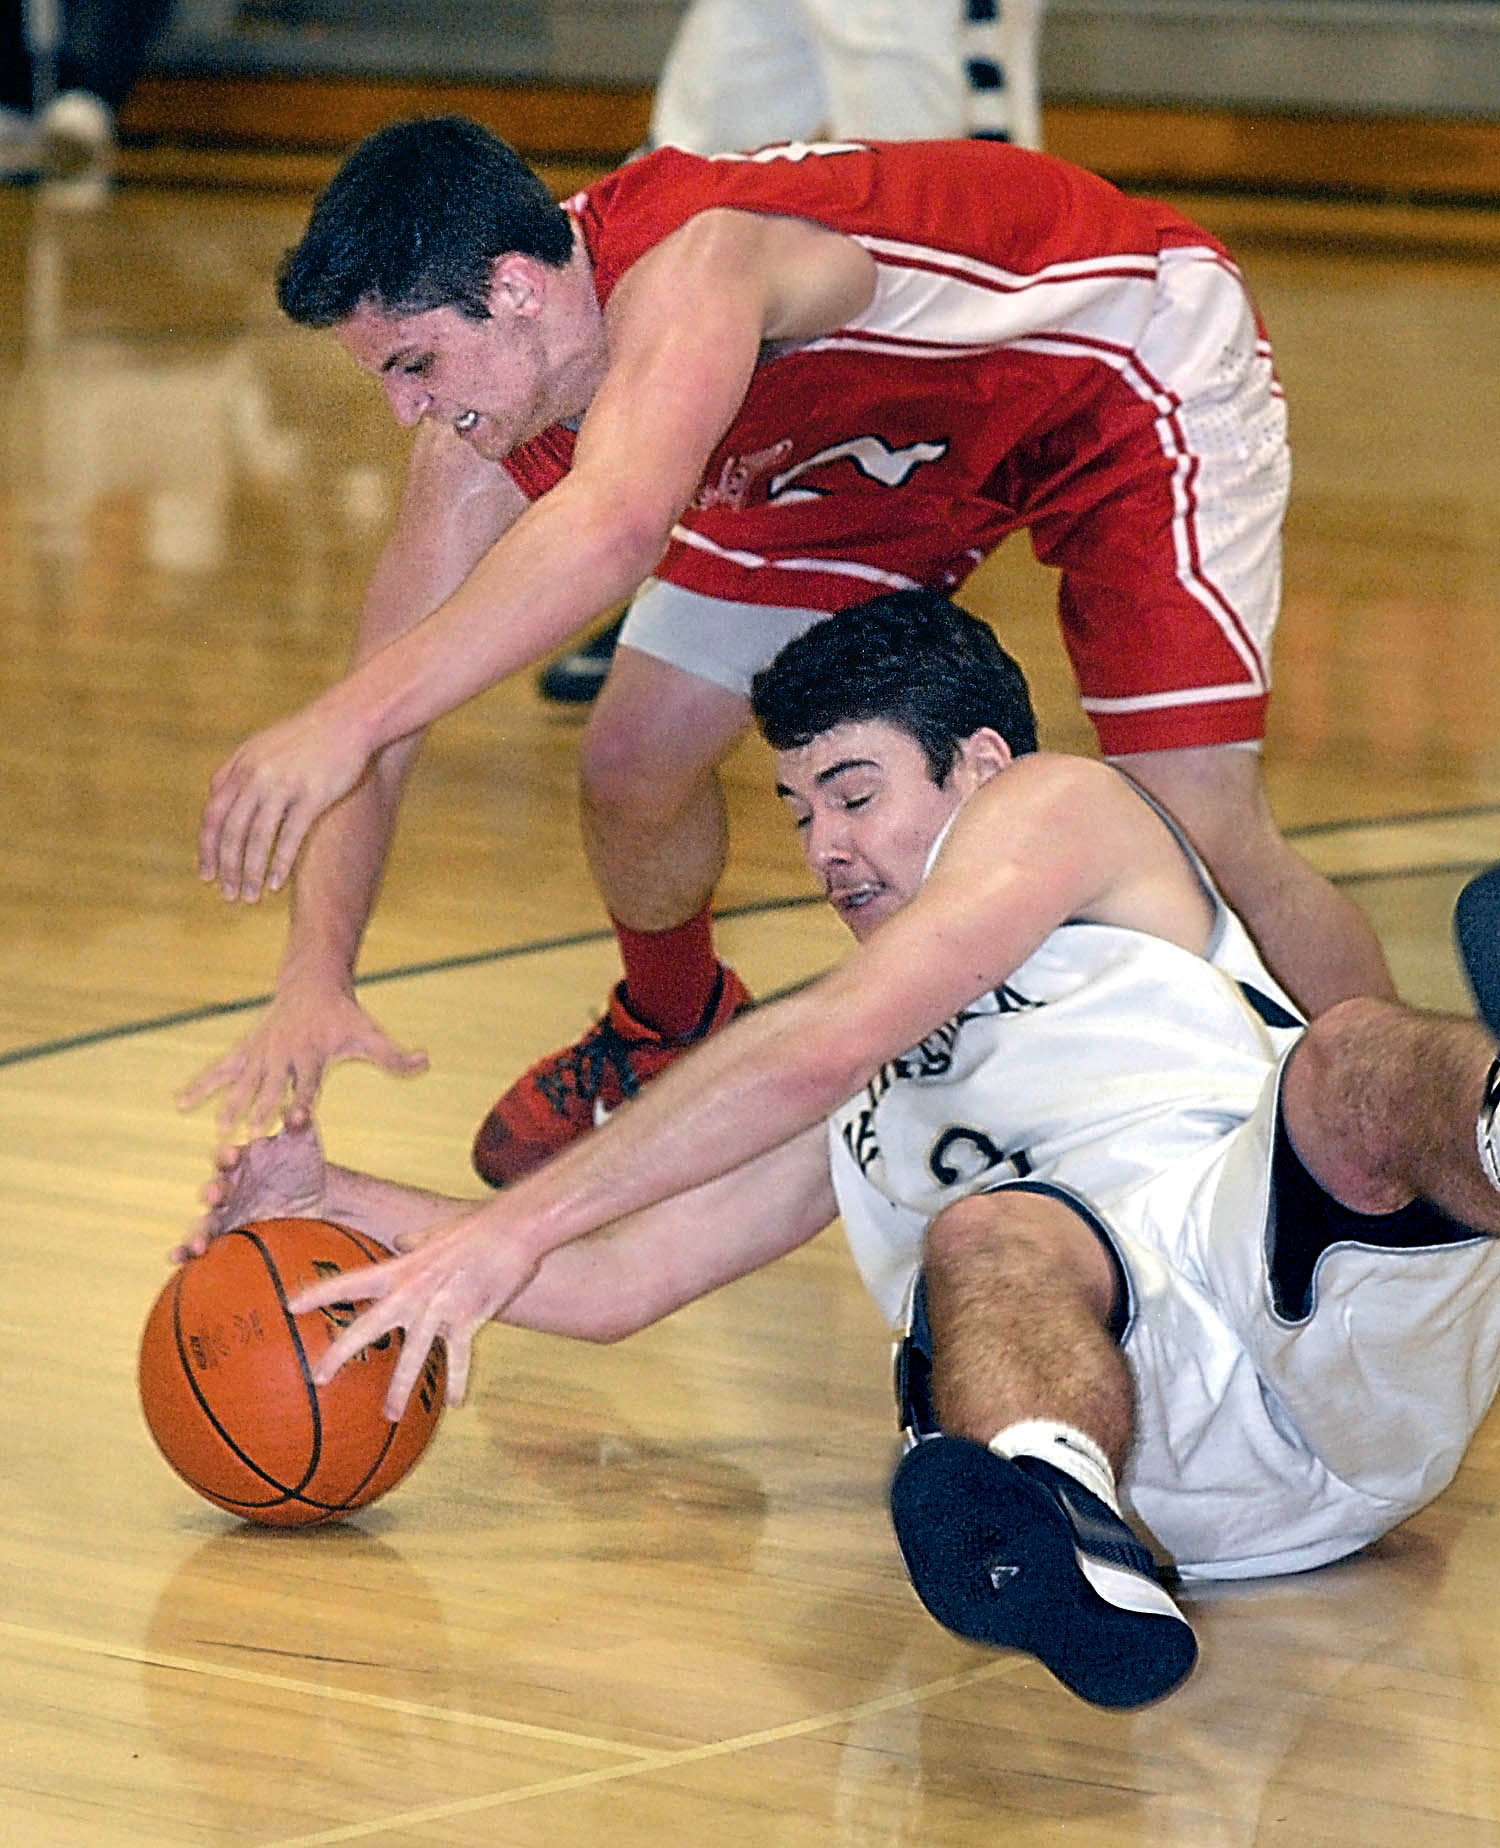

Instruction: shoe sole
[889,1438,1197,1709]
[1455,866,1500,1035]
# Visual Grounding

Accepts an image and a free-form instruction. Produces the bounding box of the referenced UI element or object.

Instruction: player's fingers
[200,768,259,898]
[197,1174,229,1211]
[263,798,320,896]
[289,1261,390,1320]
[196,767,240,882]
[382,1317,465,1422]
[286,1063,323,1126]
[382,1321,440,1422]
[212,1136,246,1172]
[441,1332,471,1410]
[175,1053,237,1112]
[234,793,293,904]
[310,1308,404,1388]
[246,1067,294,1139]
[374,1040,430,1078]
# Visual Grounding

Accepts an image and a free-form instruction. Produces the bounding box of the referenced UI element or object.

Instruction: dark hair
[276,116,575,328]
[750,590,1038,779]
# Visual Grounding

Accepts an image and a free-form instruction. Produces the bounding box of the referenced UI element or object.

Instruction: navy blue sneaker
[537,617,623,704]
[1456,865,1500,1035]
[889,1436,1197,1709]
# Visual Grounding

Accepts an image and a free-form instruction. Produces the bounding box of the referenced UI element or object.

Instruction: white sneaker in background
[38,90,116,209]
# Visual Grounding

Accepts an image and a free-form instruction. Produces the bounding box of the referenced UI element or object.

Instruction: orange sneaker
[472,965,753,1185]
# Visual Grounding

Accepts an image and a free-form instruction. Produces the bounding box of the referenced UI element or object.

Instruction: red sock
[612,905,721,1039]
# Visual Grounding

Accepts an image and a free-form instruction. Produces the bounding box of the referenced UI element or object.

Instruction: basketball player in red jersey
[182,116,1394,1182]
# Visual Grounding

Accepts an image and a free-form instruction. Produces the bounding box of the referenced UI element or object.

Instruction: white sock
[1478,1057,1500,1192]
[989,1419,1122,1516]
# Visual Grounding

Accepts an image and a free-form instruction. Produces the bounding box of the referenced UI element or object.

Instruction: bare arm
[178,428,528,1130]
[198,210,877,902]
[187,1115,835,1356]
[294,756,1206,1412]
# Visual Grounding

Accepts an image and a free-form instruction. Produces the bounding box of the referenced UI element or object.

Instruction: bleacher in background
[117,0,1500,203]
[151,0,1500,119]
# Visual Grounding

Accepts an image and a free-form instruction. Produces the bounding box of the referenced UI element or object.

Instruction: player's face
[774,720,969,942]
[335,293,560,463]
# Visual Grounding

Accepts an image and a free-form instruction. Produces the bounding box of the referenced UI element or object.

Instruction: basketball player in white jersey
[192,591,1500,1711]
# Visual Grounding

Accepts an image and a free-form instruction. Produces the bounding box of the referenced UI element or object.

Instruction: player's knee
[1285,998,1416,1209]
[577,710,673,817]
[926,1189,1073,1278]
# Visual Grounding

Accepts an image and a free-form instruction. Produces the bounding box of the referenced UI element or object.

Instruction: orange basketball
[138,1216,446,1526]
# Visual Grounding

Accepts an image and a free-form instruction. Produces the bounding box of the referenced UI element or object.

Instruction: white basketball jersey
[828,799,1500,1579]
[830,846,1302,1328]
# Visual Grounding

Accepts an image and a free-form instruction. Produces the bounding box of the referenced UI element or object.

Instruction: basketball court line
[0,1617,658,1759]
[3,806,1498,1077]
[260,1657,1030,1848]
[2,1611,1028,1845]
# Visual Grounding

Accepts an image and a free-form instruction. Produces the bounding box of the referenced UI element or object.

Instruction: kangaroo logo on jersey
[767,435,950,506]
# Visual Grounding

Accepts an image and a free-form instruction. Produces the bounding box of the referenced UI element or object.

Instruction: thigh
[1031,259,1290,757]
[650,0,826,151]
[805,0,965,138]
[618,577,831,696]
[582,634,752,797]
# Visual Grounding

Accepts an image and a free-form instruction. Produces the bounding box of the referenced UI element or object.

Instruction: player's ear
[488,254,545,318]
[956,726,1012,790]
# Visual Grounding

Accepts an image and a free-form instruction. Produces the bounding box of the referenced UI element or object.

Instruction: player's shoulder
[949,753,1169,871]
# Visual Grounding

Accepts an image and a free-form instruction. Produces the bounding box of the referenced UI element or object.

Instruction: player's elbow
[566,470,680,588]
[601,502,679,586]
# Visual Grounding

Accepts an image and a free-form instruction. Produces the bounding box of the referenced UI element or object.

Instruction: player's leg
[1035,249,1392,1014]
[804,0,966,139]
[472,648,750,1184]
[962,0,1047,148]
[889,1184,1197,1708]
[647,0,826,154]
[1279,996,1500,1235]
[1115,743,1395,1015]
[475,584,832,1185]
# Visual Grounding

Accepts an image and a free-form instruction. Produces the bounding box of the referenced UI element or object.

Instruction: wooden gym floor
[5,102,1500,1844]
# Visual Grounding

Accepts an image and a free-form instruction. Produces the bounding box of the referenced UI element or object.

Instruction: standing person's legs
[41,0,173,185]
[57,0,172,109]
[889,1186,1197,1708]
[962,0,1047,148]
[648,0,827,154]
[804,0,966,139]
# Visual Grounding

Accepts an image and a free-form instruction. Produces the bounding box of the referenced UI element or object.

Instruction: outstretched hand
[175,1118,330,1263]
[176,984,429,1136]
[198,697,375,902]
[288,1204,538,1420]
